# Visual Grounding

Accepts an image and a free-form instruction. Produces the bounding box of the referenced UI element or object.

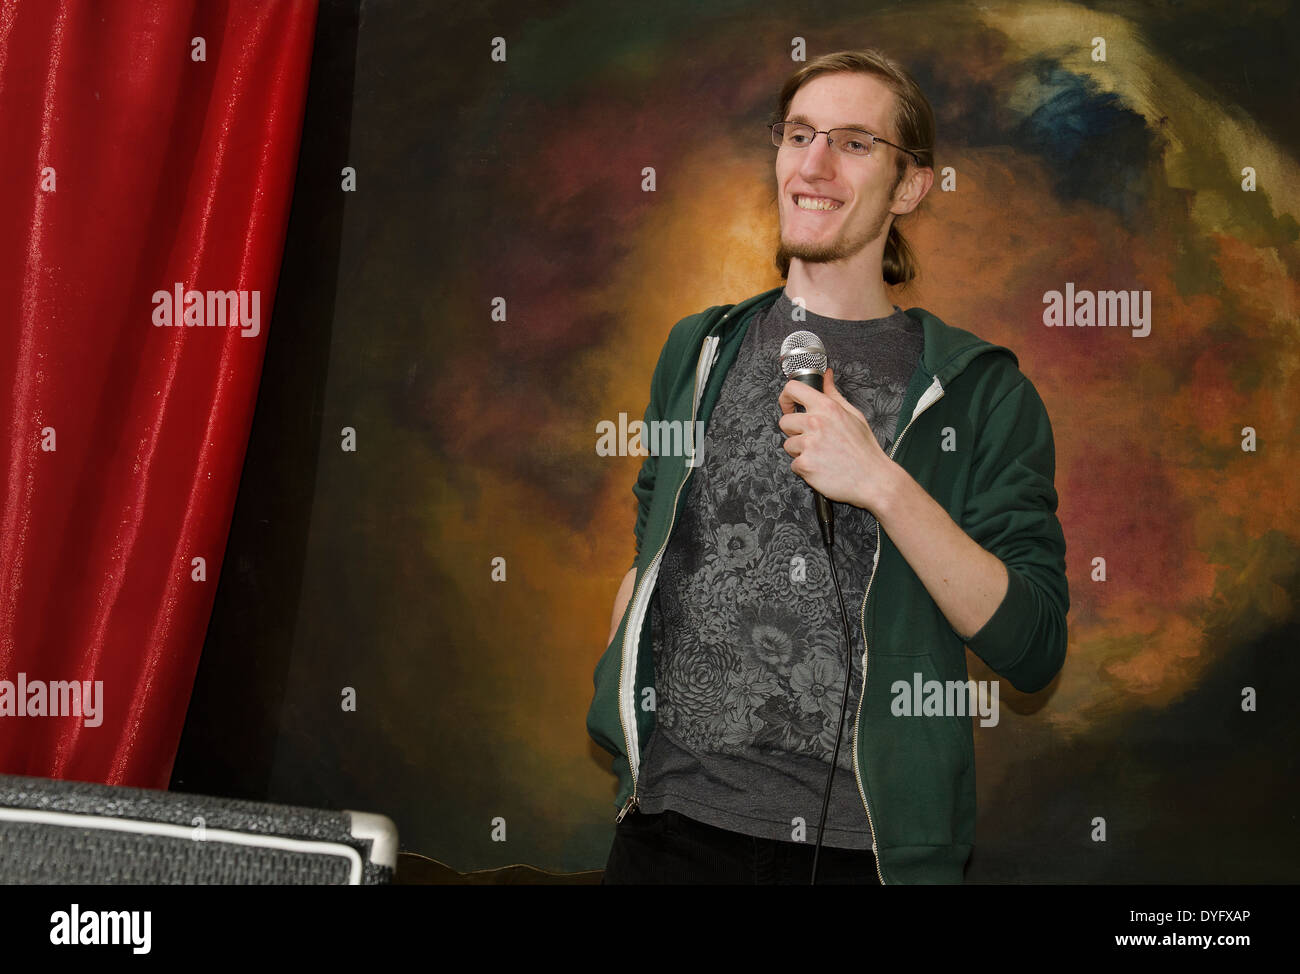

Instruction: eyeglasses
[769,121,921,165]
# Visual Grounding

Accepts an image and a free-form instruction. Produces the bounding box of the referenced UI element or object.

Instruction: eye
[845,139,869,153]
[790,132,810,145]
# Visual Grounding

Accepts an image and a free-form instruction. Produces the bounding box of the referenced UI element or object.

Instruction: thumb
[825,366,844,399]
[825,367,863,416]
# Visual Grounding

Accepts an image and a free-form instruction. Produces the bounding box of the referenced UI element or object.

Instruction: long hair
[769,50,935,286]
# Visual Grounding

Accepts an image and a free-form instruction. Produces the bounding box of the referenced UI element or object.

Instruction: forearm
[872,462,1008,641]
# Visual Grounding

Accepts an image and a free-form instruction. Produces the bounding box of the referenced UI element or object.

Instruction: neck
[783,238,897,320]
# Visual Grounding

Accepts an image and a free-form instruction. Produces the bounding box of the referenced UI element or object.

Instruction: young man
[587,49,1069,884]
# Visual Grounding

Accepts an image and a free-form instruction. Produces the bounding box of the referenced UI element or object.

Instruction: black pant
[601,809,882,884]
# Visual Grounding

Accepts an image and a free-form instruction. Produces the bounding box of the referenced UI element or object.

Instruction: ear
[892,164,933,214]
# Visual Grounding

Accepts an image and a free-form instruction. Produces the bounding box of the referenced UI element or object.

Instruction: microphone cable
[777,328,865,884]
[809,528,857,885]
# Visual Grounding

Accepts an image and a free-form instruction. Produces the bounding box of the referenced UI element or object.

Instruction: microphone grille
[779,331,828,377]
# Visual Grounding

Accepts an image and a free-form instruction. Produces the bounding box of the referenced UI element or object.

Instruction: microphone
[780,331,834,548]
[781,329,853,884]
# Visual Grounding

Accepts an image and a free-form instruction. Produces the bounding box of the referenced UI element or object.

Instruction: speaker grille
[0,773,395,884]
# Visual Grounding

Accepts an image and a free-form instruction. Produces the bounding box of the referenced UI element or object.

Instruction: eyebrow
[786,113,883,135]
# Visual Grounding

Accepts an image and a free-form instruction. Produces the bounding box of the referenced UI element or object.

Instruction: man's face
[774,72,908,271]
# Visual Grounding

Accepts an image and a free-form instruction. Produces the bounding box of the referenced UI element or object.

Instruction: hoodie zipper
[616,327,723,824]
[851,375,945,883]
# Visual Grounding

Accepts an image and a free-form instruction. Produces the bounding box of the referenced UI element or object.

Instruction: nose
[797,132,837,180]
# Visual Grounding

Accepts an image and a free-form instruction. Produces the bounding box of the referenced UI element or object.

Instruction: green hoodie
[586,285,1069,884]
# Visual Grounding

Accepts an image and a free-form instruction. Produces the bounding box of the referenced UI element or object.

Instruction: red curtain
[0,0,318,786]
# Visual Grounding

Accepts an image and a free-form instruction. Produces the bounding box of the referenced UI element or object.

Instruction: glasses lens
[773,122,814,147]
[830,129,873,155]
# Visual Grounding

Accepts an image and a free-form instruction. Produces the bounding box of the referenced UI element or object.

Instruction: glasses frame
[768,120,922,166]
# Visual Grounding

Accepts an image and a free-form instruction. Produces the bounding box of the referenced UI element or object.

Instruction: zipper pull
[615,795,640,823]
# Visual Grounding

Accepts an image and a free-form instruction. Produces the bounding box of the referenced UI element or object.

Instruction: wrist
[868,458,908,523]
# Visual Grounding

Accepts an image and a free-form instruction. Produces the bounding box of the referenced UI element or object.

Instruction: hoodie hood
[699,285,1019,438]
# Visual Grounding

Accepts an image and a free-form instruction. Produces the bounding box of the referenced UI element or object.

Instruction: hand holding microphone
[779,331,836,547]
[778,332,893,539]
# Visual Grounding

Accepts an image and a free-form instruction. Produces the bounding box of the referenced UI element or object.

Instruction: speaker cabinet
[0,773,397,884]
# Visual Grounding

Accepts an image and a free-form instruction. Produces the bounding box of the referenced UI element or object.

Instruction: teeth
[797,195,841,210]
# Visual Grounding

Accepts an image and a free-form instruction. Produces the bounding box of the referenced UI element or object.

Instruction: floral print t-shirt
[634,288,924,850]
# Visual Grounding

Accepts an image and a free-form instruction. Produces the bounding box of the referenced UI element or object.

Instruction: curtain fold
[0,0,318,786]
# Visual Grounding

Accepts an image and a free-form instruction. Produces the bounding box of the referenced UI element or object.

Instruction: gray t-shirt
[635,289,923,849]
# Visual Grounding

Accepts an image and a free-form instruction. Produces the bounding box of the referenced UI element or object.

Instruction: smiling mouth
[794,194,843,211]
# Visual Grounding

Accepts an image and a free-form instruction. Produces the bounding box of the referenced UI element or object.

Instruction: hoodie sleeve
[960,373,1069,693]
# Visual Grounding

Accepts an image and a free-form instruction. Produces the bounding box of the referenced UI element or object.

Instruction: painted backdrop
[175,0,1299,881]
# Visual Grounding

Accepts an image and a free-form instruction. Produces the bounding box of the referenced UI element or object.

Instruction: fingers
[779,377,832,415]
[778,378,812,415]
[778,410,810,435]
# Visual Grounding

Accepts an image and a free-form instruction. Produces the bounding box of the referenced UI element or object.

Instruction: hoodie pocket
[868,651,974,847]
[921,651,977,768]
